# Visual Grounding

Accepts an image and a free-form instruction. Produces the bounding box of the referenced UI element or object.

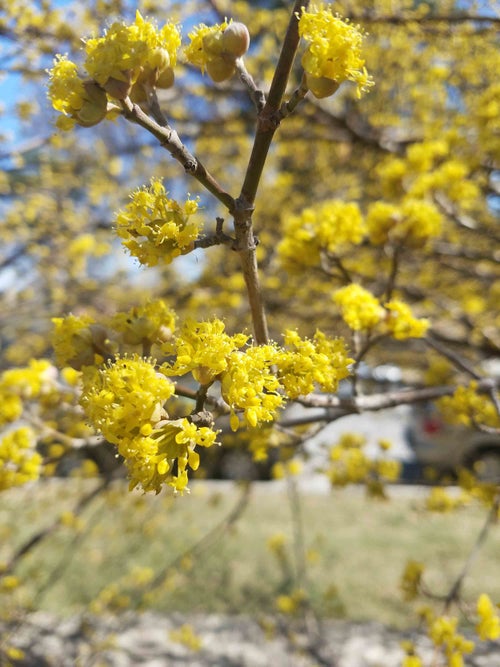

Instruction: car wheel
[468,449,500,483]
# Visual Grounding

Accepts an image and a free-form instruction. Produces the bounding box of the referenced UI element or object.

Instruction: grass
[1,478,499,629]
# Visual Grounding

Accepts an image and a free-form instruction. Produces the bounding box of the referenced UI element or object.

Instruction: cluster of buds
[185,21,250,83]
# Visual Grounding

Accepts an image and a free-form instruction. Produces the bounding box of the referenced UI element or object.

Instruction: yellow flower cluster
[162,318,248,384]
[275,588,306,615]
[52,314,113,369]
[475,83,500,161]
[366,198,442,248]
[333,285,429,339]
[278,329,352,397]
[169,624,203,652]
[163,318,352,430]
[111,300,176,346]
[85,11,180,89]
[400,560,425,601]
[437,383,500,429]
[0,359,57,426]
[81,355,175,445]
[326,433,400,495]
[425,487,468,513]
[376,142,480,209]
[47,12,181,129]
[298,4,374,98]
[278,200,365,270]
[80,355,216,493]
[185,20,250,82]
[52,300,177,370]
[222,345,283,430]
[476,593,500,641]
[333,284,384,331]
[428,615,474,666]
[115,178,201,267]
[0,427,42,491]
[385,301,429,339]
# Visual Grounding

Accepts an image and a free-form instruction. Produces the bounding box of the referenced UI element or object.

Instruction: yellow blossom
[52,314,114,369]
[169,624,203,651]
[278,200,365,271]
[222,345,283,430]
[366,199,442,247]
[400,560,424,600]
[476,594,500,641]
[111,300,176,346]
[84,11,181,93]
[333,284,384,331]
[115,178,202,266]
[298,4,374,98]
[437,383,500,429]
[80,354,175,446]
[384,301,429,339]
[162,318,248,384]
[0,427,42,491]
[277,329,352,397]
[184,20,249,82]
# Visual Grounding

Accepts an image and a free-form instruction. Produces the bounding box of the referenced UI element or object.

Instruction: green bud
[156,67,175,89]
[202,31,224,56]
[206,56,236,83]
[305,74,340,99]
[76,81,107,127]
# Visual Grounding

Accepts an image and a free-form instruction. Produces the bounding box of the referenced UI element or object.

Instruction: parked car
[405,402,500,482]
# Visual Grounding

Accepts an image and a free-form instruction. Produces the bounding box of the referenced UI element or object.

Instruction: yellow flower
[111,300,176,346]
[0,427,42,491]
[277,329,352,397]
[366,199,442,247]
[162,318,248,384]
[125,418,218,494]
[47,55,108,129]
[333,284,384,331]
[52,315,114,369]
[84,11,181,94]
[476,593,500,641]
[298,4,374,98]
[80,354,175,446]
[384,301,429,340]
[221,345,283,430]
[169,624,203,651]
[400,560,424,600]
[184,20,249,82]
[115,178,201,266]
[278,200,365,271]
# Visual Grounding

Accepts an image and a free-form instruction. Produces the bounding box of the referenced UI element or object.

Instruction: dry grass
[1,478,499,628]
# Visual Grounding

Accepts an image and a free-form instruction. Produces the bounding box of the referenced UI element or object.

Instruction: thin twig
[443,492,500,612]
[235,58,266,112]
[120,97,236,213]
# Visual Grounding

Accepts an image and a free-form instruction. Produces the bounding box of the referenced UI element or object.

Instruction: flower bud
[156,66,175,89]
[206,56,236,83]
[103,71,133,100]
[305,73,340,99]
[222,22,250,58]
[129,82,148,104]
[77,81,107,127]
[148,47,170,71]
[202,31,224,56]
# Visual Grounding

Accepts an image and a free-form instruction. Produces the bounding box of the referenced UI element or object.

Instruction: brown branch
[234,0,309,345]
[120,97,236,214]
[298,377,500,412]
